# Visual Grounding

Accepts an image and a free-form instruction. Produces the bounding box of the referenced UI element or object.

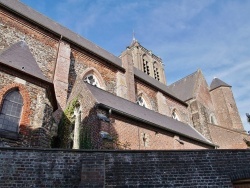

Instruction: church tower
[210,78,244,132]
[127,39,167,85]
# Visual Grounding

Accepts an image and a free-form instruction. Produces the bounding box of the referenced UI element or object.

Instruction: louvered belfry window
[0,90,23,133]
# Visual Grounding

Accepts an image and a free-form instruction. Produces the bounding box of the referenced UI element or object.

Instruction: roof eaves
[97,103,215,148]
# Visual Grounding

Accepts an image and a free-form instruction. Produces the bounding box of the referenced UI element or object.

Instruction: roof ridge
[168,70,199,87]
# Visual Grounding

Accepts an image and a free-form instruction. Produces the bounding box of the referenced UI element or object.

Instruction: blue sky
[20,0,250,130]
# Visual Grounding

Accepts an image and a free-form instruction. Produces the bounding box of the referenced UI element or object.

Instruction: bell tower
[124,39,167,85]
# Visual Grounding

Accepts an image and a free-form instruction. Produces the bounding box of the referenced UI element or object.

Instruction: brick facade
[0,0,247,150]
[0,9,58,81]
[0,68,54,148]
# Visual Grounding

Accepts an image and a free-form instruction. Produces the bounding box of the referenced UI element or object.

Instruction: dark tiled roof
[168,70,199,102]
[0,0,123,70]
[134,68,187,106]
[210,78,231,91]
[85,83,214,147]
[0,41,49,82]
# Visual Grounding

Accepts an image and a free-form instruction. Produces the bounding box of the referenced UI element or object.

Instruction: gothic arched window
[0,90,23,133]
[172,109,180,121]
[84,74,100,87]
[136,96,147,108]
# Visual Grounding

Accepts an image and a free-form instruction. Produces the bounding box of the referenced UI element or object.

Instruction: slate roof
[0,41,58,111]
[168,71,199,102]
[85,83,214,147]
[0,0,123,70]
[0,41,49,82]
[210,78,231,91]
[134,68,187,106]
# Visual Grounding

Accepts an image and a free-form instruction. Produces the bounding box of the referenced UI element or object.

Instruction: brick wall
[208,123,248,149]
[69,49,118,96]
[0,71,54,147]
[135,80,158,111]
[0,9,58,81]
[210,87,244,131]
[0,148,250,187]
[108,113,211,150]
[135,79,191,125]
[165,94,191,124]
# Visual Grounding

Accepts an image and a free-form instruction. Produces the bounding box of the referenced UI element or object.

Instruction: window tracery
[136,96,147,108]
[84,74,100,87]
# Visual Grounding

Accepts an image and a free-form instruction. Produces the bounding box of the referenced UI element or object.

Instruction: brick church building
[0,0,248,150]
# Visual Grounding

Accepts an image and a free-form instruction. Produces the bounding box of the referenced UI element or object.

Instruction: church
[0,0,248,150]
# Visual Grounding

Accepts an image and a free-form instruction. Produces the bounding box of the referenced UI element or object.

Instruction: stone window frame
[0,83,31,137]
[172,108,180,121]
[136,92,152,110]
[81,67,106,90]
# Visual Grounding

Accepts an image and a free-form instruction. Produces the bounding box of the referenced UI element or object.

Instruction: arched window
[84,74,100,87]
[172,109,180,121]
[0,90,23,133]
[136,96,148,108]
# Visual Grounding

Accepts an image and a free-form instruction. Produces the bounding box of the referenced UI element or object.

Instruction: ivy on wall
[56,98,79,148]
[51,98,92,149]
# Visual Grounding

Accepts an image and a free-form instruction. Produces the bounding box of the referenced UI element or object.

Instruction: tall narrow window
[153,63,160,81]
[0,90,23,133]
[143,59,150,75]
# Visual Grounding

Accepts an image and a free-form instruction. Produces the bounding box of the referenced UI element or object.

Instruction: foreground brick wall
[0,148,250,187]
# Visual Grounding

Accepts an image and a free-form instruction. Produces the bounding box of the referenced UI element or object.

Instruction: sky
[20,0,250,131]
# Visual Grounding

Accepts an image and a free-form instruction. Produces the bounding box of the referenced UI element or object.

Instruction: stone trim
[0,83,31,135]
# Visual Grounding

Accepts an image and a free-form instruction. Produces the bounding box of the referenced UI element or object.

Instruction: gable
[0,41,49,82]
